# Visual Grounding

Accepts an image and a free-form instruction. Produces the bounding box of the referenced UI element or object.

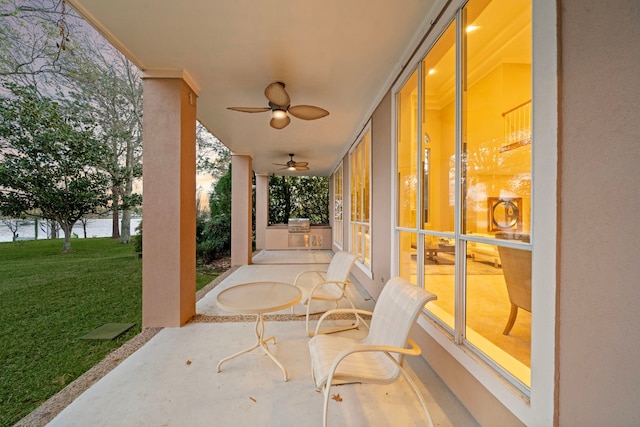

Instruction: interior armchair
[308,276,437,427]
[496,233,531,335]
[291,251,361,336]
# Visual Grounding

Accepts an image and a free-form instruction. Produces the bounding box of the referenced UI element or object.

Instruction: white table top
[216,282,302,315]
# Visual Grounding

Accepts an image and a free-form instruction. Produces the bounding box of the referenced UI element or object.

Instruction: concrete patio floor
[44,250,479,427]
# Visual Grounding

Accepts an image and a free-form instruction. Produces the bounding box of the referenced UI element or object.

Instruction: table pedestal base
[216,313,289,381]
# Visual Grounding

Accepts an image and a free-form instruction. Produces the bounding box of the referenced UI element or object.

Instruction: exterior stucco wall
[231,154,253,265]
[558,0,640,424]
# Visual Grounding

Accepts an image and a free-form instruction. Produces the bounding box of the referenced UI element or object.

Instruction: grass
[0,238,219,427]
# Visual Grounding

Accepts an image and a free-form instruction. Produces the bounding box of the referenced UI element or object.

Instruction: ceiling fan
[227,82,329,130]
[273,154,309,171]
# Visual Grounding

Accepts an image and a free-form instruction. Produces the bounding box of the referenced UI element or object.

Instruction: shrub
[132,221,142,255]
[196,214,231,263]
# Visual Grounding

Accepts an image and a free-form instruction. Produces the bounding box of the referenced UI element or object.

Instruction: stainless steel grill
[287,218,310,233]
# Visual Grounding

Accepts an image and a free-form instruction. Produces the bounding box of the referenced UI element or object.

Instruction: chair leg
[503,303,518,335]
[322,383,331,427]
[307,300,339,337]
[313,297,368,336]
[399,365,434,427]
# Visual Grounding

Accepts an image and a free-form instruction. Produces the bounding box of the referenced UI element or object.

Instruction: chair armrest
[314,308,373,335]
[335,339,421,359]
[324,339,422,386]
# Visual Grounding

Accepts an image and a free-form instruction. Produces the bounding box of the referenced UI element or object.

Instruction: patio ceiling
[67,0,438,176]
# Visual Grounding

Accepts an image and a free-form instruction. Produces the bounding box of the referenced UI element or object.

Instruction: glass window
[333,163,343,247]
[395,0,532,389]
[397,230,417,284]
[421,19,457,333]
[462,0,532,238]
[397,70,418,230]
[350,129,371,267]
[462,0,532,387]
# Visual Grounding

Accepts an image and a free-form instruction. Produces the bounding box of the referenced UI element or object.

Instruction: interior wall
[558,0,640,424]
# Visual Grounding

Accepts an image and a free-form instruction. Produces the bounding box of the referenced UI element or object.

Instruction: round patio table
[215,281,302,381]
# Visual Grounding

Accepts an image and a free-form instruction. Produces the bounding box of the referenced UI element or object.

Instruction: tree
[196,121,231,182]
[0,0,74,84]
[196,164,232,262]
[1,215,29,241]
[54,23,143,243]
[0,83,111,252]
[1,0,143,243]
[268,175,329,224]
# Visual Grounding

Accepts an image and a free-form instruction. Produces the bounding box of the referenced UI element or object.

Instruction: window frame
[348,124,372,271]
[332,161,344,249]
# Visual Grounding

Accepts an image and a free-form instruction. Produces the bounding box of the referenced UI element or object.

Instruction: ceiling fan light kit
[272,109,287,120]
[228,81,329,129]
[273,154,309,171]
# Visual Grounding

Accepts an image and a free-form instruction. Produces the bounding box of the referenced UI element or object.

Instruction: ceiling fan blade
[294,161,308,167]
[227,107,270,113]
[294,165,310,171]
[264,82,290,108]
[272,163,288,167]
[288,105,329,120]
[270,115,290,130]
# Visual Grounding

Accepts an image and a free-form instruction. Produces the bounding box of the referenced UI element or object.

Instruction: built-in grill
[287,218,321,248]
[287,218,310,233]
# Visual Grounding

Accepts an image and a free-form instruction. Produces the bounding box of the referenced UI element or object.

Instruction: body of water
[0,218,142,243]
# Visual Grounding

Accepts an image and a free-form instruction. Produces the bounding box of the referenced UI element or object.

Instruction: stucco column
[255,174,269,250]
[141,76,197,328]
[231,154,253,265]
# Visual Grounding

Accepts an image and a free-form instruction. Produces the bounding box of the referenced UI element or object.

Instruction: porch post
[231,154,253,265]
[255,174,269,250]
[141,74,197,327]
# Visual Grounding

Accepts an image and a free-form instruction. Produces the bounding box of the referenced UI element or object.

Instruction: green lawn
[0,238,218,427]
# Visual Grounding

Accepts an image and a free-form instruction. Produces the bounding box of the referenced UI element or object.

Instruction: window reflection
[462,0,532,386]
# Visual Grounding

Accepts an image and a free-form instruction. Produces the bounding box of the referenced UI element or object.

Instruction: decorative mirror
[488,197,522,231]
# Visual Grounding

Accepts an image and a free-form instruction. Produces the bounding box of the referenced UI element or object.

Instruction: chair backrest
[364,277,437,358]
[324,251,358,284]
[497,246,532,312]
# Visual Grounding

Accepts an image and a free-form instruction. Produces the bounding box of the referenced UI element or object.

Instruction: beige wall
[558,0,640,424]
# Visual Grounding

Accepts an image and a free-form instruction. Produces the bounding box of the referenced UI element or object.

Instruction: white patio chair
[308,276,437,427]
[291,251,361,337]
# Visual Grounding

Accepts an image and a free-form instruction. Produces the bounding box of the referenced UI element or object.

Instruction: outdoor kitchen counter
[264,224,331,249]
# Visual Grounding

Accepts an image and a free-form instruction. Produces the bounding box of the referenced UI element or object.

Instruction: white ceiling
[67,0,439,176]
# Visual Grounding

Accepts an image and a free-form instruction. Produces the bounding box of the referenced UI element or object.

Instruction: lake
[0,218,142,243]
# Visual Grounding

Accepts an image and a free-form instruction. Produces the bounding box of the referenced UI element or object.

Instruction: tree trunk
[60,222,74,252]
[111,184,121,239]
[111,209,120,238]
[284,177,291,221]
[80,218,88,238]
[120,209,131,243]
[49,221,59,239]
[119,134,136,244]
